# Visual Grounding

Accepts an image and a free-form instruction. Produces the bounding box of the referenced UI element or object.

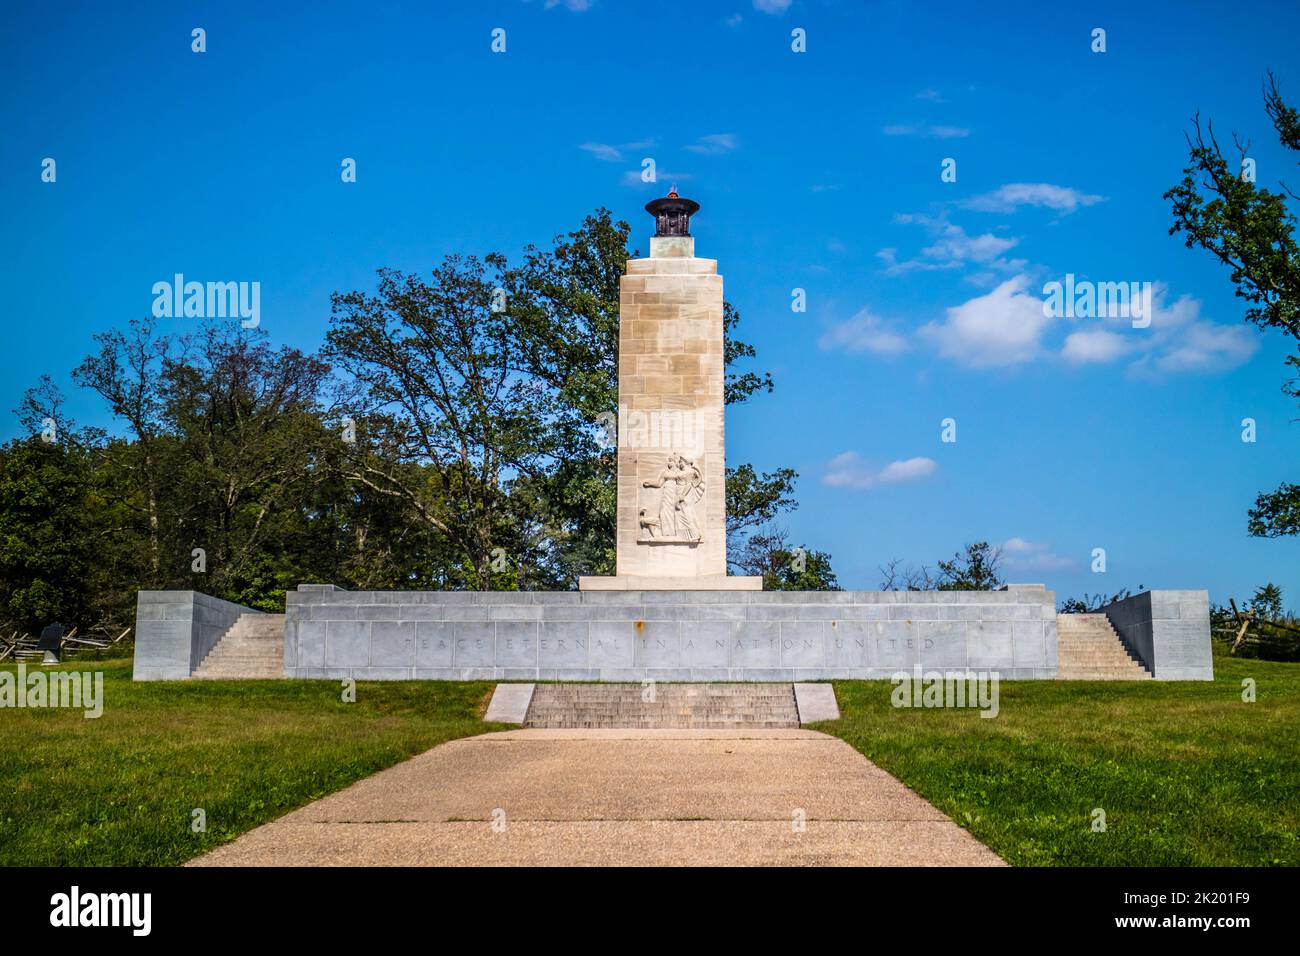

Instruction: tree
[726,463,798,541]
[723,302,774,405]
[1247,481,1300,537]
[1166,72,1300,537]
[877,541,1005,591]
[71,318,172,581]
[1250,582,1285,620]
[66,319,341,610]
[0,437,94,632]
[1058,587,1141,614]
[499,211,628,583]
[730,527,839,590]
[0,210,838,631]
[936,541,1004,591]
[163,323,336,608]
[326,255,550,589]
[878,559,935,591]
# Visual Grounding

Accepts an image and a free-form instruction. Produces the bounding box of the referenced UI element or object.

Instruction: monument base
[131,584,1214,681]
[578,575,763,592]
[278,584,1064,681]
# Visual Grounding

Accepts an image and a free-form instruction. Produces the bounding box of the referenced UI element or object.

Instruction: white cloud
[824,452,936,490]
[918,275,1051,368]
[1135,287,1258,374]
[724,13,743,27]
[545,0,591,10]
[1053,283,1258,375]
[883,124,970,138]
[1153,322,1257,373]
[580,142,623,162]
[753,0,791,13]
[1001,538,1074,571]
[916,88,945,102]
[1062,328,1131,364]
[622,169,693,188]
[964,183,1105,215]
[880,215,1024,276]
[686,133,737,155]
[879,457,937,483]
[579,138,656,163]
[921,229,1018,264]
[819,309,910,356]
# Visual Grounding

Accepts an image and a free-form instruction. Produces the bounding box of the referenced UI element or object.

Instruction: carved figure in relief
[640,453,703,543]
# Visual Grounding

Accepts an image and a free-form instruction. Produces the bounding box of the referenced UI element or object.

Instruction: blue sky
[2,0,1297,603]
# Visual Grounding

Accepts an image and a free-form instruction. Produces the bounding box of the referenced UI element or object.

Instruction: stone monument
[579,189,761,591]
[132,190,1215,683]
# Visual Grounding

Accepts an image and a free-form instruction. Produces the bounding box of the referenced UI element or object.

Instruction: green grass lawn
[4,648,1297,867]
[820,647,1300,866]
[0,658,502,866]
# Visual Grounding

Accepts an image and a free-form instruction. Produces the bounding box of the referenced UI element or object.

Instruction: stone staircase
[524,683,801,729]
[1056,613,1151,680]
[192,613,285,679]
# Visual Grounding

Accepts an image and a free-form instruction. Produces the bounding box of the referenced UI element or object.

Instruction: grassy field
[0,658,501,866]
[4,647,1297,867]
[821,646,1300,866]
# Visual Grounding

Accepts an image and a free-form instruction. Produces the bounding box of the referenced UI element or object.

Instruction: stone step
[1055,613,1150,680]
[530,702,796,709]
[530,697,795,702]
[538,686,791,694]
[522,707,795,712]
[524,682,800,728]
[192,613,285,679]
[1057,673,1153,680]
[525,722,799,729]
[531,701,798,708]
[1056,650,1143,659]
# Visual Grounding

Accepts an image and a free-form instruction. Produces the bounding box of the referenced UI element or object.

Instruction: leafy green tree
[1248,482,1300,538]
[726,463,798,542]
[0,210,839,629]
[0,437,94,632]
[71,318,173,581]
[1058,587,1142,613]
[164,323,336,607]
[1166,72,1300,537]
[723,302,774,405]
[936,541,1004,591]
[326,255,549,589]
[1250,582,1285,620]
[731,528,839,590]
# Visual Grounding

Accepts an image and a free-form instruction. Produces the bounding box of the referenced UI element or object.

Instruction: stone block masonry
[133,590,262,680]
[131,585,1215,681]
[281,584,1061,681]
[613,238,728,581]
[580,193,760,591]
[1097,590,1213,680]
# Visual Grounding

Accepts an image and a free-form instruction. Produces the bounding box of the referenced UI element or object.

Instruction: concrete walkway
[189,729,1003,866]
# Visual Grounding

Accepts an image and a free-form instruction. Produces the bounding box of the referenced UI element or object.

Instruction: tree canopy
[1166,72,1300,538]
[2,210,838,631]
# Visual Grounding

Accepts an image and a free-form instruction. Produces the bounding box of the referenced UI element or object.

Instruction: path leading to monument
[189,729,1003,866]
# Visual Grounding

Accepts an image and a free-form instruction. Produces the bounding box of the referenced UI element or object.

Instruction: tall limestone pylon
[580,190,762,591]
